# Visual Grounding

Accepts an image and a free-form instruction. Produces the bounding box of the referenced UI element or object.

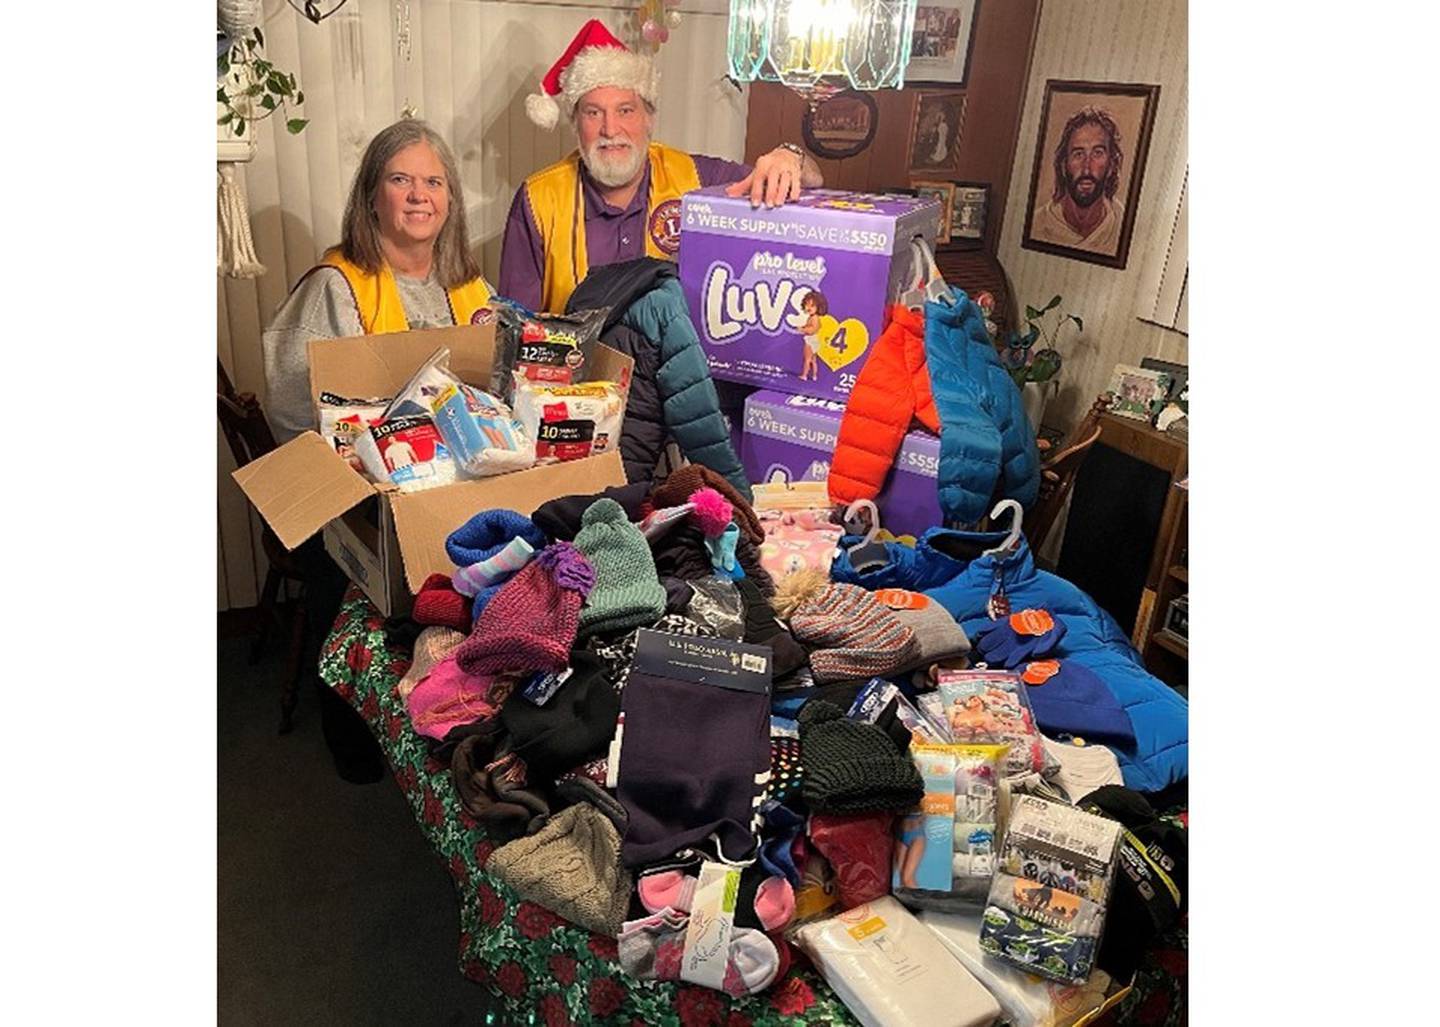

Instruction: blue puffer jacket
[832,528,1188,794]
[620,277,752,500]
[923,297,1039,526]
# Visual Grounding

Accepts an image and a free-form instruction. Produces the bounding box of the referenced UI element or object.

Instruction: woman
[261,119,492,781]
[263,118,493,443]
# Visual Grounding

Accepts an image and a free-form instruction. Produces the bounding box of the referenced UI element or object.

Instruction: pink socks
[618,907,782,997]
[638,866,795,932]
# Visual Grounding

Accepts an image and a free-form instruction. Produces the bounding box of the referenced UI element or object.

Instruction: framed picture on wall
[907,91,967,175]
[950,182,990,241]
[912,181,955,245]
[905,0,979,86]
[801,90,880,160]
[1021,80,1161,270]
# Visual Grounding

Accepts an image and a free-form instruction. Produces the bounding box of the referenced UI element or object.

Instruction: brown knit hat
[650,464,764,544]
[396,626,466,699]
[487,802,634,937]
[785,580,920,682]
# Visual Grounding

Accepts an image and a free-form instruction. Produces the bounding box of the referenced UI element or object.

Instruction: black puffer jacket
[567,257,747,494]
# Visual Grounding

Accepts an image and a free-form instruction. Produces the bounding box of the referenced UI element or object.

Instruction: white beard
[582,135,648,188]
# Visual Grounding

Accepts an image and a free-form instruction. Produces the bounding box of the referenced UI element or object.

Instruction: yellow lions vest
[524,143,700,313]
[318,249,493,335]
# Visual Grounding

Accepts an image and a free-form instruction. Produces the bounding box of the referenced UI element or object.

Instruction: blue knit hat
[1020,659,1136,747]
[445,509,548,620]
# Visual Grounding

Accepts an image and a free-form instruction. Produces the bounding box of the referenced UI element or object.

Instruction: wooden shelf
[1152,631,1189,659]
[1168,565,1188,584]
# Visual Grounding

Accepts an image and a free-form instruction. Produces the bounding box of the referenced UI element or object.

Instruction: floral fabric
[319,589,1186,1025]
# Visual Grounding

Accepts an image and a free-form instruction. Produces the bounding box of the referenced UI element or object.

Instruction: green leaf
[1024,305,1039,320]
[260,94,277,111]
[295,91,304,105]
[234,119,246,137]
[217,110,234,125]
[1042,294,1062,313]
[217,85,228,103]
[268,72,290,95]
[218,54,229,76]
[245,83,263,96]
[254,26,265,48]
[1070,315,1084,332]
[286,118,309,135]
[288,72,299,92]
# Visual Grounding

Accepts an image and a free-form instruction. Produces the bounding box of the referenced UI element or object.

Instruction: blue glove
[974,609,1067,668]
[705,522,741,575]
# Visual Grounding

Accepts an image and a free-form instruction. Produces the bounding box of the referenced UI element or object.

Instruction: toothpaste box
[679,187,941,401]
[740,390,943,538]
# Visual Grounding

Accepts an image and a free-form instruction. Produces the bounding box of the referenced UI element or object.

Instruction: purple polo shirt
[498,153,750,311]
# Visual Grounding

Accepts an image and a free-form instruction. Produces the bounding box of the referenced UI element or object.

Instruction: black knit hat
[500,650,620,782]
[796,700,923,814]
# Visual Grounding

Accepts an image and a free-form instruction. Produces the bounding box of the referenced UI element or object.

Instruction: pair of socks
[452,536,535,598]
[618,906,783,997]
[637,863,795,932]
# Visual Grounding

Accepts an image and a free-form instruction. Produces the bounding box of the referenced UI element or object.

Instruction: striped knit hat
[786,581,920,682]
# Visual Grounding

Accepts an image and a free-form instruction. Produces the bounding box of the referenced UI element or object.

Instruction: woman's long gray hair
[339,119,480,288]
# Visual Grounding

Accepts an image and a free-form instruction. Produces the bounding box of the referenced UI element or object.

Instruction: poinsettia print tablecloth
[319,588,1187,1026]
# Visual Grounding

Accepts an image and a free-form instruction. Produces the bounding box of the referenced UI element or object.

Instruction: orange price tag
[873,588,930,611]
[1010,609,1055,636]
[1022,660,1061,686]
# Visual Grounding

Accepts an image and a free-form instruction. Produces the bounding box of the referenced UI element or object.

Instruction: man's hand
[726,146,816,208]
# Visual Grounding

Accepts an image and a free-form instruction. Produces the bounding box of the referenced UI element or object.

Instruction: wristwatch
[777,142,806,169]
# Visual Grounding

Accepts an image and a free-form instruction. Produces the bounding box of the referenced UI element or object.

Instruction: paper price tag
[680,862,740,991]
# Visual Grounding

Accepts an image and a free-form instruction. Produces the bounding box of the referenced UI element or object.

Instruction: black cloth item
[662,576,695,613]
[451,733,554,842]
[1078,785,1188,980]
[650,522,775,599]
[796,700,923,815]
[616,666,771,868]
[500,650,621,783]
[738,577,808,680]
[567,258,677,488]
[532,483,652,543]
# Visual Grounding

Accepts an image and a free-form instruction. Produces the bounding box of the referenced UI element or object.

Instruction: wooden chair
[1027,394,1108,555]
[217,360,309,734]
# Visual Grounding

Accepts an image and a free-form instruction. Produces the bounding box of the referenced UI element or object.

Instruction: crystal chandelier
[727,0,917,104]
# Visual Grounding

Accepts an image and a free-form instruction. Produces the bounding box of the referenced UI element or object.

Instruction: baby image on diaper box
[678,187,941,402]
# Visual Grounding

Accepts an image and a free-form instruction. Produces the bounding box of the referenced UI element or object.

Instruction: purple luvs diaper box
[678,188,941,402]
[740,390,943,538]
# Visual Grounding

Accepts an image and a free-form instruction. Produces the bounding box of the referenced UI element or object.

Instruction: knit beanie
[1019,659,1136,747]
[488,801,634,937]
[796,699,924,814]
[573,498,667,638]
[445,509,549,620]
[396,626,466,699]
[782,578,920,683]
[650,464,764,544]
[872,589,971,671]
[455,542,595,677]
[533,483,652,542]
[500,650,621,782]
[412,573,472,632]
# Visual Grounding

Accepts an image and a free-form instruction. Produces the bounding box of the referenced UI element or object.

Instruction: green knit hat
[574,498,667,637]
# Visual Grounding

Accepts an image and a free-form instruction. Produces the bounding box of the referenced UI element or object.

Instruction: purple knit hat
[455,542,595,676]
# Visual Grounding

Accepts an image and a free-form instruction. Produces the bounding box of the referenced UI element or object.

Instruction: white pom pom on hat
[526,18,660,130]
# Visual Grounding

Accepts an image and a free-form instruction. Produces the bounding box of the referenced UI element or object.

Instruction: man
[1031,107,1126,252]
[500,18,823,313]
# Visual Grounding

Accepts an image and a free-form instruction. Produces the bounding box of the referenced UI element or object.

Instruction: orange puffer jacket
[827,305,936,506]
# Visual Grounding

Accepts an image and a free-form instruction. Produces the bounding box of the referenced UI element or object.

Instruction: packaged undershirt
[512,376,626,464]
[317,391,388,473]
[792,896,1000,1027]
[353,415,456,492]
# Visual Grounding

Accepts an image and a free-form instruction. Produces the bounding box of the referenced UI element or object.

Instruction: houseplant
[217,26,308,138]
[1000,295,1082,429]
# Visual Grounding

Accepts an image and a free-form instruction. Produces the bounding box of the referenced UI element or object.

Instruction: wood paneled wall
[217,0,749,611]
[743,0,1042,255]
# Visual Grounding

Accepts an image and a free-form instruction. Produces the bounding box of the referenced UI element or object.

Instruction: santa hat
[525,18,660,131]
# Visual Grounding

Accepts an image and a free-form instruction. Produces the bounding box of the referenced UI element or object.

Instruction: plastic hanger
[983,499,1024,556]
[900,235,955,311]
[843,499,891,571]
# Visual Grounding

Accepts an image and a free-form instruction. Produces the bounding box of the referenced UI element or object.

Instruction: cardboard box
[233,322,632,617]
[740,389,943,538]
[678,187,941,402]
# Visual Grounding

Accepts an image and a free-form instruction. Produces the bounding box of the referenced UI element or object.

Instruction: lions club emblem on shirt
[649,199,682,255]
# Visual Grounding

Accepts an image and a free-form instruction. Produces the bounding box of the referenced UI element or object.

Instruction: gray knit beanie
[884,590,971,670]
[487,802,633,936]
[573,498,667,638]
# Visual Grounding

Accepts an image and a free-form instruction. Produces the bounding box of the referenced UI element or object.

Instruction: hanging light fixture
[727,0,917,104]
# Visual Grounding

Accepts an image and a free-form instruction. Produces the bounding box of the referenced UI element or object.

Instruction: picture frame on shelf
[1140,357,1188,404]
[801,89,880,160]
[950,181,989,243]
[907,90,967,175]
[905,0,979,87]
[1106,364,1171,422]
[1020,79,1161,270]
[911,181,955,245]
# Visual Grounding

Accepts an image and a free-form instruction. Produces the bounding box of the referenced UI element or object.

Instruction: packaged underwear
[512,376,626,464]
[353,415,456,492]
[489,301,607,397]
[317,391,388,473]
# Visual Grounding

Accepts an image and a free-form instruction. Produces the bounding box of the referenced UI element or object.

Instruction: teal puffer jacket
[621,277,752,500]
